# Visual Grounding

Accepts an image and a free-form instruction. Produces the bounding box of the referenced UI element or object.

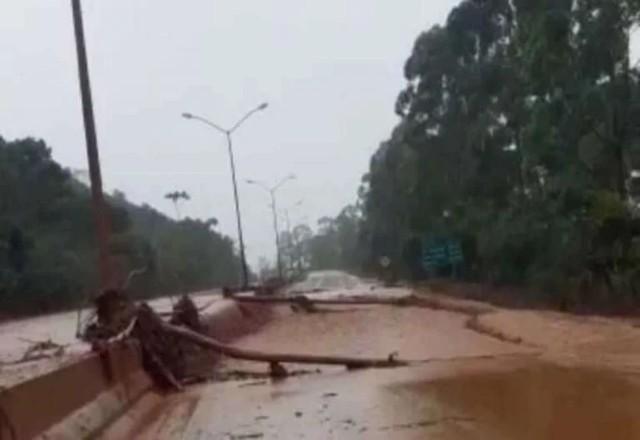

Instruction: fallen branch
[159,317,408,369]
[87,298,409,390]
[18,339,66,363]
[229,294,419,308]
[0,353,59,367]
[146,349,184,391]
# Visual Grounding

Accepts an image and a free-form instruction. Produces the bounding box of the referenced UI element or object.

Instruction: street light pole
[182,103,267,289]
[71,0,113,289]
[271,191,282,280]
[225,132,248,287]
[246,175,295,281]
[282,200,304,236]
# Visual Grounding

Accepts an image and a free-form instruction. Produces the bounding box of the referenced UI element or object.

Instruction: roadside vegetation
[0,137,241,316]
[4,1,640,315]
[299,0,640,308]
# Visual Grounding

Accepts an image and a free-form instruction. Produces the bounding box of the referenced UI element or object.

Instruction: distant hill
[0,136,241,316]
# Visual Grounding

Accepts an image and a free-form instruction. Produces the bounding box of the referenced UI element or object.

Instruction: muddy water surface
[114,358,640,439]
[100,302,640,439]
[0,292,224,387]
[407,362,640,439]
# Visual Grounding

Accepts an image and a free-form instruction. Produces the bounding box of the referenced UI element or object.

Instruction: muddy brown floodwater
[0,291,224,388]
[100,293,640,439]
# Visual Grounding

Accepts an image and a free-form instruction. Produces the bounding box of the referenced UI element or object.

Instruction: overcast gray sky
[1,1,639,269]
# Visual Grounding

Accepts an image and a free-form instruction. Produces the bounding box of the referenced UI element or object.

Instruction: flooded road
[0,291,224,387]
[424,362,640,439]
[101,291,640,439]
[165,360,640,439]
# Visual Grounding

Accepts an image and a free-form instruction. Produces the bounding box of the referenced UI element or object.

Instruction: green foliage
[279,206,364,277]
[357,0,640,305]
[0,137,241,316]
[306,205,364,272]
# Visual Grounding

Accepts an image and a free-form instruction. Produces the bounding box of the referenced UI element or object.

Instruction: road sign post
[422,237,464,278]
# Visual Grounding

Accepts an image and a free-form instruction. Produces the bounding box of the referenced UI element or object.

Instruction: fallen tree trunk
[160,319,408,369]
[229,294,418,308]
[108,300,410,390]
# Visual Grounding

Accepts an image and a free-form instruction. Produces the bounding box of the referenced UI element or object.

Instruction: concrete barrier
[0,342,150,440]
[204,301,275,343]
[0,300,275,440]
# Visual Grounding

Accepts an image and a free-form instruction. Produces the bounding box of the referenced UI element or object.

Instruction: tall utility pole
[271,194,282,279]
[182,104,268,289]
[246,175,296,280]
[71,0,113,289]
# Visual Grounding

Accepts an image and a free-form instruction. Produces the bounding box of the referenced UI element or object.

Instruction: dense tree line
[303,0,640,307]
[0,137,241,316]
[360,0,640,305]
[279,205,363,277]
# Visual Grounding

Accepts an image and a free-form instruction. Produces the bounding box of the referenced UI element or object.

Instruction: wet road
[151,358,639,440]
[101,289,640,439]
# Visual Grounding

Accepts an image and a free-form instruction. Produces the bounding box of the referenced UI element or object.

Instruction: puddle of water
[414,363,640,440]
[103,358,640,439]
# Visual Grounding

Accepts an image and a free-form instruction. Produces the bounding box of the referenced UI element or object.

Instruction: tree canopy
[308,0,640,307]
[0,137,241,316]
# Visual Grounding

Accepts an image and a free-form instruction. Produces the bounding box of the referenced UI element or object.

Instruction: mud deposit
[98,299,640,439]
[410,363,640,440]
[103,358,640,439]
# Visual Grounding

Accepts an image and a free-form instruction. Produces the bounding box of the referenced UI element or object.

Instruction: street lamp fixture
[181,103,269,289]
[246,175,296,280]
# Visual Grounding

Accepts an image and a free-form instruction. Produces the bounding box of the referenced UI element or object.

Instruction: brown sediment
[10,285,640,439]
[420,362,640,439]
[99,291,640,439]
[465,314,525,345]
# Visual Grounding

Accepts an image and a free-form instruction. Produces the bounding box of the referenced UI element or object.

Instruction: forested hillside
[0,137,241,316]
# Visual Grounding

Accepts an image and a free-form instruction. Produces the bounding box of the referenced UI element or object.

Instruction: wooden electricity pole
[71,0,113,289]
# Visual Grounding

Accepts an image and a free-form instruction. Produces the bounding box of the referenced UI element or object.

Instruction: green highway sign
[422,238,463,270]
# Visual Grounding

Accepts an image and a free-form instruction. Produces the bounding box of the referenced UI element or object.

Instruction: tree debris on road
[83,289,409,390]
[0,339,68,366]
